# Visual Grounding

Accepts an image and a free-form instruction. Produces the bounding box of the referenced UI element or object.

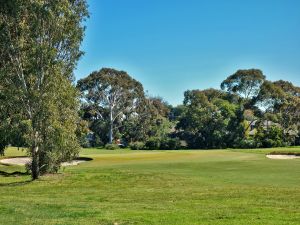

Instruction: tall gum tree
[77,68,145,144]
[256,80,300,142]
[221,69,266,100]
[221,69,266,135]
[0,0,89,179]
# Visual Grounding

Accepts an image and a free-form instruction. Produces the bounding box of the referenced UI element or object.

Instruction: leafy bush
[295,132,300,146]
[90,135,104,148]
[238,138,257,149]
[254,126,285,148]
[145,137,161,150]
[105,144,119,150]
[160,137,181,150]
[129,142,145,150]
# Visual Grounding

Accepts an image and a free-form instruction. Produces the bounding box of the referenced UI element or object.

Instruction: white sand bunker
[266,154,300,159]
[0,157,32,165]
[0,157,91,166]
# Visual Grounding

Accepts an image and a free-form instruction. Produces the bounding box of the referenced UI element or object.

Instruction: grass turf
[0,147,299,225]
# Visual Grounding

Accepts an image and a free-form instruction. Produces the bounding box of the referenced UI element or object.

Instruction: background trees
[176,89,241,149]
[221,69,266,100]
[255,80,300,145]
[175,69,299,149]
[76,67,299,150]
[0,0,88,179]
[77,68,177,149]
[77,68,146,144]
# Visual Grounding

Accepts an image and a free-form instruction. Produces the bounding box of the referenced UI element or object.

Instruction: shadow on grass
[0,170,29,177]
[75,157,93,161]
[0,180,32,187]
[0,170,31,187]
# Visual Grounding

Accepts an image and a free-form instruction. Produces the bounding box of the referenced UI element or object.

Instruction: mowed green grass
[0,147,300,225]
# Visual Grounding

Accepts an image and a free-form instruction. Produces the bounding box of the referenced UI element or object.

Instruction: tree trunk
[109,108,113,144]
[31,145,39,180]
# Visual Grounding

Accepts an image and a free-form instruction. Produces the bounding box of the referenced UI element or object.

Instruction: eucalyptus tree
[256,80,300,144]
[0,0,88,179]
[220,69,266,137]
[77,68,146,144]
[177,90,238,148]
[221,69,266,100]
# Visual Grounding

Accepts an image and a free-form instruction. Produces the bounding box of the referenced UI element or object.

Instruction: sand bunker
[266,154,300,159]
[0,157,91,166]
[0,157,31,166]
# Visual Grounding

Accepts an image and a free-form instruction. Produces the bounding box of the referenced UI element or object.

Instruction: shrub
[255,126,285,148]
[295,132,300,146]
[160,137,181,150]
[145,137,161,150]
[238,138,257,149]
[104,143,119,150]
[90,135,104,148]
[129,142,145,150]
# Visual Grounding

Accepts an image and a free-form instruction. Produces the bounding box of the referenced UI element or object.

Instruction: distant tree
[278,96,300,143]
[170,105,186,121]
[77,68,146,144]
[256,80,300,144]
[120,96,172,144]
[221,69,266,100]
[0,0,88,179]
[255,80,286,110]
[79,102,110,146]
[273,80,300,97]
[148,97,171,118]
[75,119,90,147]
[177,90,237,148]
[254,125,285,148]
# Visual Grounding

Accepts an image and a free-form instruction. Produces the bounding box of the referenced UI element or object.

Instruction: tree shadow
[0,170,29,177]
[0,169,32,186]
[75,156,93,161]
[0,180,32,187]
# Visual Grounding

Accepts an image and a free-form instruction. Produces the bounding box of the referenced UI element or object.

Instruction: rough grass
[0,147,299,225]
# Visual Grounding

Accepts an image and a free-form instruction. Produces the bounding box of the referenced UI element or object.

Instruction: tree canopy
[221,69,266,99]
[77,68,146,144]
[0,0,88,179]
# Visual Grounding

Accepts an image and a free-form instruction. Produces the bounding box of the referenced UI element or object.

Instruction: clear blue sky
[75,0,300,106]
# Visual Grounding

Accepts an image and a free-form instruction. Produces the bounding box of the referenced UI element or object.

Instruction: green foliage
[238,138,258,149]
[120,96,173,144]
[295,132,300,146]
[160,137,181,150]
[221,69,266,99]
[75,119,90,148]
[177,89,242,149]
[0,119,11,155]
[255,126,286,148]
[256,80,300,143]
[129,142,146,150]
[89,134,104,148]
[130,137,181,150]
[104,143,120,150]
[0,0,88,179]
[145,137,161,150]
[77,68,146,144]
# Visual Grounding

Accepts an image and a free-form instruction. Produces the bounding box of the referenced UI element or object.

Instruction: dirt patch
[0,157,92,166]
[266,154,300,159]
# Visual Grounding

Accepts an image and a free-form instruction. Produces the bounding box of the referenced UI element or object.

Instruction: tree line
[77,68,300,150]
[0,1,299,180]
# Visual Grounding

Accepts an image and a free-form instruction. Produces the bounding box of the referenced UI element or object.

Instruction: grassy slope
[0,147,299,225]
